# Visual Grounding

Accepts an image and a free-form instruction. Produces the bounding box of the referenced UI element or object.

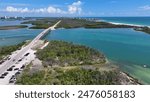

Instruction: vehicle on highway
[8,57,11,60]
[15,71,21,76]
[7,67,13,71]
[21,65,25,69]
[2,72,8,76]
[9,75,16,83]
[0,60,4,65]
[14,68,19,71]
[18,59,22,62]
[7,65,15,71]
[0,76,5,79]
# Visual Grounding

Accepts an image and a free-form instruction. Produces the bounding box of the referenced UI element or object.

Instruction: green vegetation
[16,41,138,85]
[84,22,134,28]
[134,27,150,34]
[0,42,25,60]
[16,67,120,85]
[0,25,28,30]
[21,18,59,29]
[57,18,134,29]
[21,18,135,29]
[36,41,106,67]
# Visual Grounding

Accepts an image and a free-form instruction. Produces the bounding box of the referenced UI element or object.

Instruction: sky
[0,0,150,17]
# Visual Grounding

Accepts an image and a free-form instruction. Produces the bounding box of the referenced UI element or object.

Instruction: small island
[0,25,28,30]
[21,18,150,35]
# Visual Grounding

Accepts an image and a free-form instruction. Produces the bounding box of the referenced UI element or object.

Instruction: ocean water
[98,17,150,26]
[45,28,150,84]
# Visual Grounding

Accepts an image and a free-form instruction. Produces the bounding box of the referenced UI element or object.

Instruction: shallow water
[0,28,42,46]
[45,28,150,84]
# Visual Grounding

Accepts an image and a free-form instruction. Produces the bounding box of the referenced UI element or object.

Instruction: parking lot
[0,49,36,85]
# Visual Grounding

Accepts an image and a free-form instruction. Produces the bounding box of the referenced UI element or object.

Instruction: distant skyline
[0,0,150,17]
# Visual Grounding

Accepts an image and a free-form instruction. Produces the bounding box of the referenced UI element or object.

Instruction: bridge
[0,20,61,76]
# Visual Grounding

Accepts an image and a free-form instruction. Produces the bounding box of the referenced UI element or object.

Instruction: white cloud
[139,5,150,10]
[5,6,67,14]
[6,6,29,13]
[68,1,82,14]
[47,6,62,13]
[72,1,82,6]
[4,1,83,15]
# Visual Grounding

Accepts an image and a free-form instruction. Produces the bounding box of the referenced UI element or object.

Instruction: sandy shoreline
[109,22,150,28]
[96,20,150,28]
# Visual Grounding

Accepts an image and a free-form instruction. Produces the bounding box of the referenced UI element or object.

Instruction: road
[0,20,61,75]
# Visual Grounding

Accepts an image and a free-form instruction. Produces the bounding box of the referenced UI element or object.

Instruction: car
[9,79,15,83]
[15,71,21,76]
[10,75,16,80]
[18,59,22,62]
[9,75,16,83]
[24,53,30,56]
[8,57,11,60]
[2,72,8,76]
[9,80,14,83]
[21,65,25,69]
[0,60,4,65]
[7,67,13,71]
[0,76,5,79]
[11,65,15,68]
[13,59,16,62]
[14,68,19,71]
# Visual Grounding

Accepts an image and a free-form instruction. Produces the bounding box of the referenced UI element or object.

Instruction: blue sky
[0,0,150,17]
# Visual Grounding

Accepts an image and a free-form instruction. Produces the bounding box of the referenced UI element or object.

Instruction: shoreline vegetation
[0,42,26,60]
[15,40,139,85]
[21,18,150,34]
[1,18,150,35]
[134,27,150,34]
[21,18,137,29]
[0,25,28,30]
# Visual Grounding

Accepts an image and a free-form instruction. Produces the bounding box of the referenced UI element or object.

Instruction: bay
[45,28,150,84]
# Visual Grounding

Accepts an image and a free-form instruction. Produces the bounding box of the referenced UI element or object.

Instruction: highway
[0,20,61,76]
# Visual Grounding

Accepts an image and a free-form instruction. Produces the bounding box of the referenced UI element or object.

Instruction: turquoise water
[1,18,150,84]
[0,28,42,46]
[45,28,150,84]
[98,17,150,26]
